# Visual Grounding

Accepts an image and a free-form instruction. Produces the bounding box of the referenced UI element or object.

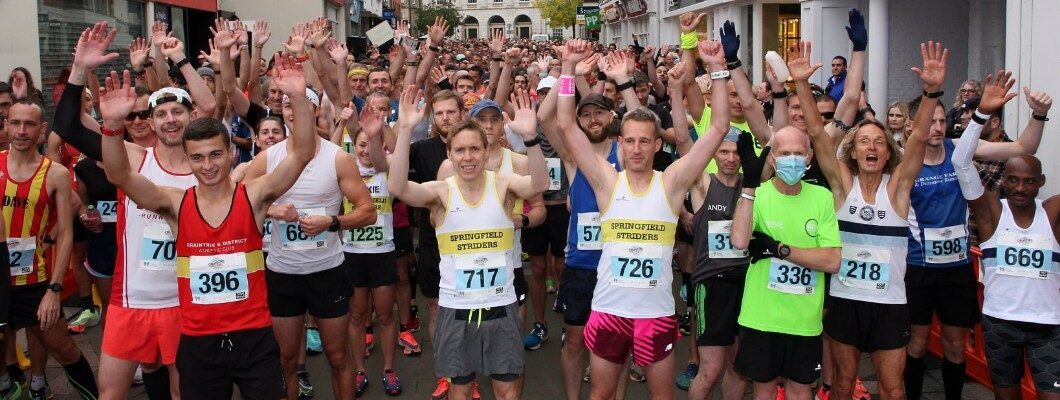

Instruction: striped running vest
[2,153,55,286]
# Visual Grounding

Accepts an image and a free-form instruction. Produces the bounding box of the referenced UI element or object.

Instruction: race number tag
[97,200,118,223]
[608,244,662,288]
[141,222,177,271]
[706,220,747,259]
[346,215,385,247]
[546,158,562,191]
[454,253,508,297]
[188,253,250,304]
[996,232,1052,279]
[576,212,602,250]
[767,259,818,295]
[279,207,328,251]
[7,237,36,276]
[923,225,968,264]
[261,220,273,247]
[839,244,891,291]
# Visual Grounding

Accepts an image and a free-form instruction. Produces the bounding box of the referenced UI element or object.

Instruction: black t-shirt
[408,136,448,243]
[73,158,119,242]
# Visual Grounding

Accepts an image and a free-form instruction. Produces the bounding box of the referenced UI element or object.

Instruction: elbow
[731,234,749,250]
[821,250,841,274]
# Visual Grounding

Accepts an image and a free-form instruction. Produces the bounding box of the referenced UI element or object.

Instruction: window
[552,28,564,40]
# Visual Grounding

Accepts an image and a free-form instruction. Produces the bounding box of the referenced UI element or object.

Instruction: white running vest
[436,172,517,309]
[593,171,678,318]
[980,200,1060,324]
[116,148,197,308]
[831,175,911,304]
[342,169,395,253]
[498,149,526,270]
[265,138,344,274]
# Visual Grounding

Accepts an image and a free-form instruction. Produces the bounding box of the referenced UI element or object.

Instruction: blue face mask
[774,155,808,185]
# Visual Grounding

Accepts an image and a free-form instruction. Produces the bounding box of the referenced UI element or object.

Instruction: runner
[390,85,547,400]
[951,71,1057,400]
[557,38,730,399]
[0,98,99,400]
[96,53,314,398]
[51,21,216,399]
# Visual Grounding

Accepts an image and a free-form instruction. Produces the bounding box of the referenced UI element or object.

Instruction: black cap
[576,93,615,114]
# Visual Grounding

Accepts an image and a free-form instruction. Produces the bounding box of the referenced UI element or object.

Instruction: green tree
[415,1,461,35]
[533,0,579,29]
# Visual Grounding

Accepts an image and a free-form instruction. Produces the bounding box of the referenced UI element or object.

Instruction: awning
[153,0,218,12]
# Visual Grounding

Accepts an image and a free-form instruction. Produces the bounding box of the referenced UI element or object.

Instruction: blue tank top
[565,142,621,269]
[907,139,971,268]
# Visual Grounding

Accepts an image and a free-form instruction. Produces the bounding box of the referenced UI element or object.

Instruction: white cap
[537,75,558,91]
[148,87,193,109]
[281,88,321,107]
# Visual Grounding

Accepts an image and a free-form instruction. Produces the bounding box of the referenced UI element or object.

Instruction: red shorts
[102,305,182,365]
[583,311,679,366]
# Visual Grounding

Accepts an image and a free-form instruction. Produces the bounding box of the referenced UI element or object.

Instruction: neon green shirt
[738,179,840,336]
[694,104,757,173]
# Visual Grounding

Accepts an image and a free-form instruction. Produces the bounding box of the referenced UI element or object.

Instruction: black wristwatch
[523,136,543,147]
[922,89,945,99]
[777,244,791,260]
[327,216,341,232]
[615,80,636,92]
[48,283,63,293]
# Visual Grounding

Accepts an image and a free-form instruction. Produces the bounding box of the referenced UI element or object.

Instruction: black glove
[748,232,782,263]
[846,9,867,52]
[737,131,769,188]
[719,21,741,63]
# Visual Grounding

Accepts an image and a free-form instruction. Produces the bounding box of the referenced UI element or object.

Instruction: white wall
[0,1,42,91]
[885,0,968,106]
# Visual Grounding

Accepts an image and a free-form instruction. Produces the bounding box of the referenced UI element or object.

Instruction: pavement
[33,269,994,399]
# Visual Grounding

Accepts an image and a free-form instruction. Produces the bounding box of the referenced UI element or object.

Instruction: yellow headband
[348,68,369,79]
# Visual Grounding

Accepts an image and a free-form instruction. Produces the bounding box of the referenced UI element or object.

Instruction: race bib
[924,225,968,264]
[7,237,36,277]
[767,259,818,295]
[261,220,273,247]
[576,212,602,250]
[706,220,747,259]
[346,216,386,247]
[97,200,118,223]
[608,245,662,288]
[454,253,508,297]
[188,253,250,304]
[996,232,1052,279]
[546,158,562,191]
[141,222,177,271]
[278,207,328,251]
[839,244,891,291]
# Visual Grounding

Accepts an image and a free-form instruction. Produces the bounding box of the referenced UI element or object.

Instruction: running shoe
[305,327,323,354]
[27,384,52,400]
[408,306,421,333]
[399,330,422,356]
[297,371,314,398]
[629,364,646,382]
[355,371,368,397]
[676,362,698,391]
[67,306,101,334]
[678,313,692,336]
[545,278,556,294]
[382,369,402,396]
[0,382,21,400]
[430,377,450,400]
[852,378,870,400]
[814,385,829,400]
[523,322,549,350]
[132,364,144,386]
[472,381,482,400]
[776,384,786,400]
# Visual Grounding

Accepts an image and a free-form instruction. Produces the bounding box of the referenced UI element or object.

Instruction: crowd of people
[0,7,1056,400]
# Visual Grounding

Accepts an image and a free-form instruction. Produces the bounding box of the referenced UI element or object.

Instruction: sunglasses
[820,111,835,119]
[125,110,151,121]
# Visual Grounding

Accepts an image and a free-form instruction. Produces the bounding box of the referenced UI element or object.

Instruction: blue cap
[724,127,741,142]
[469,99,502,118]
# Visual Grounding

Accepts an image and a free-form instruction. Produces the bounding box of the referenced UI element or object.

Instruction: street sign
[382,8,395,20]
[577,6,599,14]
[585,12,601,29]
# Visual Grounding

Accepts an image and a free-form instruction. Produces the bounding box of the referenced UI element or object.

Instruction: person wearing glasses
[824,55,847,101]
[946,79,982,136]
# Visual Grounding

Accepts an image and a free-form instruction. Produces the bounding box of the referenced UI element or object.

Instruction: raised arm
[602,50,640,110]
[665,45,729,194]
[895,42,949,213]
[388,85,440,207]
[973,82,1052,160]
[669,64,694,157]
[214,19,253,117]
[504,89,549,199]
[149,21,170,92]
[160,37,216,117]
[678,12,707,122]
[832,9,867,134]
[789,41,843,196]
[717,21,771,146]
[556,40,618,192]
[56,22,120,161]
[535,75,571,163]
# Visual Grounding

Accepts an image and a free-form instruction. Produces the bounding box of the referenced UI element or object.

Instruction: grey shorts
[434,302,524,380]
[982,315,1060,393]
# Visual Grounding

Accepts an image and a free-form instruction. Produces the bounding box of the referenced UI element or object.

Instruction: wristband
[558,75,576,97]
[771,90,789,99]
[295,53,310,63]
[725,59,742,71]
[680,31,698,50]
[922,89,944,99]
[101,126,125,137]
[429,45,441,52]
[523,136,543,147]
[492,56,504,62]
[709,70,730,80]
[405,61,420,66]
[1032,113,1049,122]
[740,192,755,201]
[614,80,635,92]
[971,110,990,124]
[173,58,190,70]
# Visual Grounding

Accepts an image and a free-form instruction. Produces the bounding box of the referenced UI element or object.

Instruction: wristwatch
[327,216,341,232]
[48,283,63,293]
[777,244,791,260]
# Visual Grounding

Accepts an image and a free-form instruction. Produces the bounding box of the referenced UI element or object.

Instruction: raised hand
[977,70,1017,115]
[601,50,633,81]
[679,12,705,34]
[1023,87,1053,116]
[575,52,601,76]
[128,37,151,70]
[696,40,726,70]
[667,61,688,88]
[325,37,349,64]
[360,104,384,138]
[210,17,239,50]
[159,37,186,62]
[560,39,591,65]
[846,9,867,52]
[284,23,309,55]
[505,47,527,65]
[337,102,356,123]
[785,41,822,82]
[307,17,331,48]
[397,84,426,128]
[737,131,769,188]
[429,16,449,46]
[910,41,948,91]
[271,53,308,96]
[489,29,505,56]
[73,21,120,70]
[395,20,410,40]
[429,64,447,84]
[505,89,537,140]
[535,55,551,71]
[233,21,249,46]
[198,39,220,66]
[149,21,169,47]
[98,70,137,124]
[638,46,655,65]
[253,19,272,47]
[718,20,740,62]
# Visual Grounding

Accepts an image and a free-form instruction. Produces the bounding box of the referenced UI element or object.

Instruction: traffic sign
[577,6,599,14]
[382,8,395,20]
[585,12,601,29]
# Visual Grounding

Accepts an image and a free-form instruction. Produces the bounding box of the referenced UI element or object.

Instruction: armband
[709,70,730,80]
[971,110,990,125]
[558,75,576,97]
[680,31,698,50]
[101,126,125,137]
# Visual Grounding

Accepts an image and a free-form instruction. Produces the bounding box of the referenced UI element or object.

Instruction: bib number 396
[188,253,250,304]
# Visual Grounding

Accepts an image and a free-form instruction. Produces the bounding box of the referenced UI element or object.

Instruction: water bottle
[84,205,103,233]
[765,51,790,82]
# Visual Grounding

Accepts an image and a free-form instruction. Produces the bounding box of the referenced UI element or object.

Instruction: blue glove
[719,20,740,62]
[845,9,867,52]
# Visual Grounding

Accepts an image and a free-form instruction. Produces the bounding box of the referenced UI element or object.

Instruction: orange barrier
[926,247,1037,399]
